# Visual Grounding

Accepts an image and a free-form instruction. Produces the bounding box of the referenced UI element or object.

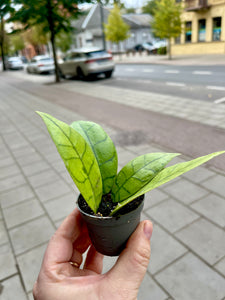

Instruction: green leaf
[36,112,102,213]
[111,152,180,203]
[110,151,225,215]
[70,121,118,194]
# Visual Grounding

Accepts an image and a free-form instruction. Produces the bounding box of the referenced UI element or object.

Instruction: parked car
[6,57,23,70]
[58,48,115,79]
[26,56,55,74]
[127,40,167,54]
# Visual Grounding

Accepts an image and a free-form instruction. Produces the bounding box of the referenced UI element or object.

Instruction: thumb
[106,220,153,295]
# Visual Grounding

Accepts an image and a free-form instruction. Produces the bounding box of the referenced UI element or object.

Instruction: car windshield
[85,51,108,58]
[9,57,21,62]
[38,58,53,62]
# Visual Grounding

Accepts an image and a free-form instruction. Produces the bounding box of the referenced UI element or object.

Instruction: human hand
[33,208,153,300]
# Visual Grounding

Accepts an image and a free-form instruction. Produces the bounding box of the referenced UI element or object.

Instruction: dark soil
[78,193,144,217]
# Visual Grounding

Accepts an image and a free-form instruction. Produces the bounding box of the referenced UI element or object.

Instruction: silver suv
[58,48,115,79]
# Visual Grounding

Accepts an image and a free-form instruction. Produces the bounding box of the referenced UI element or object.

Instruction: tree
[151,0,182,59]
[23,25,49,56]
[142,0,159,16]
[11,0,90,82]
[10,33,25,55]
[104,4,130,54]
[55,30,73,53]
[0,0,14,71]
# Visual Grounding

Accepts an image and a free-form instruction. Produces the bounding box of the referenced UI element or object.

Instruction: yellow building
[172,0,225,55]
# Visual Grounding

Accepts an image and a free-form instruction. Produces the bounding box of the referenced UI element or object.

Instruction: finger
[106,220,153,294]
[84,245,104,274]
[42,208,87,266]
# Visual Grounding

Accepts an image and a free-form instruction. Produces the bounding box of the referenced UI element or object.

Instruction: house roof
[72,4,152,32]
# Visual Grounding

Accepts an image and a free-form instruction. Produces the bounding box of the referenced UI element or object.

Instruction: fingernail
[144,221,153,240]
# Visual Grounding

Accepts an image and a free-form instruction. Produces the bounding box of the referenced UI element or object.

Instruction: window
[185,21,192,43]
[198,19,206,42]
[175,36,181,44]
[213,17,222,41]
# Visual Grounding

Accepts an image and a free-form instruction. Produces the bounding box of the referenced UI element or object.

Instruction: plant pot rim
[77,193,145,221]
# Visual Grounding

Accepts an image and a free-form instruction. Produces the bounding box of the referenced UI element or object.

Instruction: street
[7,63,225,103]
[0,66,225,300]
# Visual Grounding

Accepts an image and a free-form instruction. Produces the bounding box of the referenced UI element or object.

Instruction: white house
[72,4,154,52]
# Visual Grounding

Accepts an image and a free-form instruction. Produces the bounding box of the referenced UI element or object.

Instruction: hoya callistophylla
[70,121,118,194]
[110,150,225,215]
[37,112,102,213]
[37,112,225,216]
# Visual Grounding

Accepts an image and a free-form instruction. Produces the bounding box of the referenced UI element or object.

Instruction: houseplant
[37,112,225,255]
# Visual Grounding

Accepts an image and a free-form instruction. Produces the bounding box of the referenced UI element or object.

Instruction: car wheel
[59,69,66,79]
[105,70,113,78]
[77,67,85,80]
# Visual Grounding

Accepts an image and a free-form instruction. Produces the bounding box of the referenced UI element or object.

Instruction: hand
[33,208,153,300]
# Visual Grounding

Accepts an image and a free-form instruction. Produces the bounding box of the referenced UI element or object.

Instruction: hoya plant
[37,112,224,216]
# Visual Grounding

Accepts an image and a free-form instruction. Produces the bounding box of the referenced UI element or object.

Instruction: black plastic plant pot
[77,194,145,256]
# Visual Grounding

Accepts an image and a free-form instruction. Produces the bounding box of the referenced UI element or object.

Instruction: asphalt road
[6,63,225,103]
[4,69,225,171]
[106,64,225,103]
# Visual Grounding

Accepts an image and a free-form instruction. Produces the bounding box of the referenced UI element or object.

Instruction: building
[172,0,225,55]
[72,4,154,52]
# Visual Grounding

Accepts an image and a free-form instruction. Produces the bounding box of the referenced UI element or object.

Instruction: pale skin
[33,208,153,300]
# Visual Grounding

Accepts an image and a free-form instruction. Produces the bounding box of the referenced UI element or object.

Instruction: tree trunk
[168,38,172,60]
[0,14,6,71]
[51,34,60,83]
[47,0,60,83]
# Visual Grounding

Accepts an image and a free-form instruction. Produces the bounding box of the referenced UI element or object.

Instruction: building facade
[172,0,225,55]
[72,4,154,53]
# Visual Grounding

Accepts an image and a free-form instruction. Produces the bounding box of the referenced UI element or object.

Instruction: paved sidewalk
[0,77,225,300]
[113,52,225,66]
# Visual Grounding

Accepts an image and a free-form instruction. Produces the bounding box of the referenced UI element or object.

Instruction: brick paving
[0,74,225,300]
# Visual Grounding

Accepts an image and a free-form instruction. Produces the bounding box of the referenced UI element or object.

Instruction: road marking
[207,86,225,91]
[125,68,135,72]
[142,69,154,73]
[166,82,186,87]
[165,70,180,74]
[193,71,212,75]
[214,97,225,104]
[137,79,152,84]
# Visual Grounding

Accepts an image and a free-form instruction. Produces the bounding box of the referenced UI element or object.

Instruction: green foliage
[23,24,49,47]
[126,8,136,14]
[55,30,73,53]
[37,112,102,214]
[9,34,25,54]
[157,46,167,55]
[142,0,159,16]
[38,112,225,216]
[151,0,182,40]
[10,0,91,82]
[70,121,118,194]
[104,4,130,44]
[111,151,225,215]
[111,153,179,202]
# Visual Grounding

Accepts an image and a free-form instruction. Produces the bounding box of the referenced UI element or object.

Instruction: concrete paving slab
[146,199,200,233]
[0,220,9,246]
[3,198,44,229]
[215,257,225,277]
[43,192,77,222]
[34,179,72,203]
[0,243,17,280]
[27,169,60,189]
[138,273,168,300]
[191,193,225,227]
[0,275,27,300]
[176,218,225,265]
[155,253,225,300]
[17,243,47,293]
[9,216,55,255]
[162,178,209,204]
[0,185,34,208]
[143,189,169,210]
[182,166,216,183]
[201,174,225,198]
[147,224,187,274]
[21,160,50,177]
[0,174,26,194]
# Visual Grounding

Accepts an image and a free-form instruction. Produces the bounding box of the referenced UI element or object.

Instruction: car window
[85,51,107,58]
[39,58,53,62]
